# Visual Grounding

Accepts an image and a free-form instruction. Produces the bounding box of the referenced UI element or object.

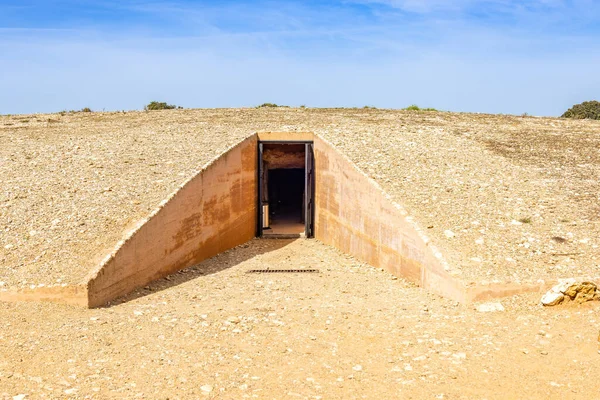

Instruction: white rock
[476,302,505,312]
[550,278,577,294]
[475,238,484,245]
[352,365,363,371]
[541,291,564,306]
[200,385,213,393]
[444,230,455,238]
[13,395,27,400]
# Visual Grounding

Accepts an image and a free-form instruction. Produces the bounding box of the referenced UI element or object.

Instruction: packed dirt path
[1,239,599,399]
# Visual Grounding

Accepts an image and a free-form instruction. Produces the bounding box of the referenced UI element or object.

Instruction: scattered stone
[200,385,213,394]
[476,302,505,312]
[541,291,564,307]
[542,279,599,306]
[552,278,577,294]
[564,282,598,303]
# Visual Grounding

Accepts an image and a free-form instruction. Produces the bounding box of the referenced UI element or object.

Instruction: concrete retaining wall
[85,135,258,307]
[4,130,567,308]
[313,135,466,302]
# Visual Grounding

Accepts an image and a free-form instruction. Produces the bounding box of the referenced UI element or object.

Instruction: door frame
[304,142,315,238]
[257,140,315,238]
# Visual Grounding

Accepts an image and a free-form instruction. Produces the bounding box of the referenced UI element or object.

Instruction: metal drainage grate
[246,269,320,274]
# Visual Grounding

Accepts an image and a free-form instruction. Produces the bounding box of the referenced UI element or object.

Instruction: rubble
[541,279,599,306]
[476,302,505,312]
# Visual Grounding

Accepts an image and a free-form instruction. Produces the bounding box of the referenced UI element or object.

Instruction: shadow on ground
[107,238,298,306]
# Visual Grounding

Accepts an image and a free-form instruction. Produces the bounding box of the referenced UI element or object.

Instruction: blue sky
[1,0,599,115]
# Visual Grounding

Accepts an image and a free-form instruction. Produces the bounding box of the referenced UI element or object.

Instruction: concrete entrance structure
[257,133,314,239]
[1,131,569,307]
[86,135,258,307]
[0,135,258,307]
[313,135,465,301]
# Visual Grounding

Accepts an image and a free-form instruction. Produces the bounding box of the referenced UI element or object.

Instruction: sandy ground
[1,239,599,399]
[1,108,600,287]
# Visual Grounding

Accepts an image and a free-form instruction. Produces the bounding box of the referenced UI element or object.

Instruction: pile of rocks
[541,278,599,306]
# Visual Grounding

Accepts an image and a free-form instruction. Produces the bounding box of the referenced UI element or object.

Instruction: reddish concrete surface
[466,276,600,302]
[85,135,258,307]
[313,135,466,302]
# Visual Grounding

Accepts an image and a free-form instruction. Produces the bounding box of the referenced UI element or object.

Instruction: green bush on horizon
[403,104,438,112]
[561,100,600,120]
[257,103,283,108]
[144,101,180,111]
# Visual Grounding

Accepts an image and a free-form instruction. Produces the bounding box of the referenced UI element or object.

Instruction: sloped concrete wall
[313,135,466,302]
[86,135,258,307]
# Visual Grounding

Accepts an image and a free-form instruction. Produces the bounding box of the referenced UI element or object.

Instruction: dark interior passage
[268,168,305,225]
[260,142,309,237]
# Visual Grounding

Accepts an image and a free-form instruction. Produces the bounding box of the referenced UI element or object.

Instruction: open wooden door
[257,142,264,237]
[305,143,315,238]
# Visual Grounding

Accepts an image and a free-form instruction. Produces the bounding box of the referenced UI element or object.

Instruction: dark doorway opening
[268,168,305,233]
[258,142,314,238]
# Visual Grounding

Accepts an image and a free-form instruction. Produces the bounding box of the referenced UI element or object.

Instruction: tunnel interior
[261,143,307,236]
[268,168,305,225]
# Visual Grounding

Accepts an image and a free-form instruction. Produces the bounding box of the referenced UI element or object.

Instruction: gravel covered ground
[1,108,599,287]
[1,239,599,399]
